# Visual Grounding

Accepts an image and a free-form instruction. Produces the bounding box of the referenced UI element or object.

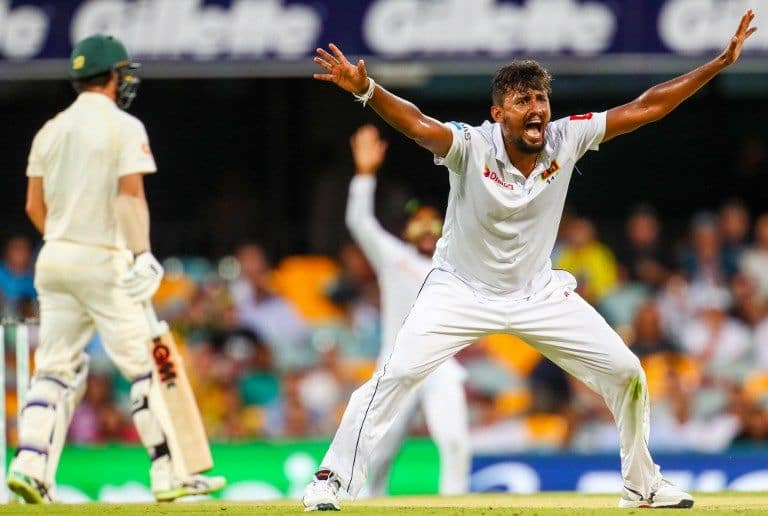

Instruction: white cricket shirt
[434,112,606,297]
[26,92,157,249]
[346,176,435,361]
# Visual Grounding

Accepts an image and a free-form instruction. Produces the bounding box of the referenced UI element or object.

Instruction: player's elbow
[634,97,668,124]
[345,207,364,233]
[25,199,43,219]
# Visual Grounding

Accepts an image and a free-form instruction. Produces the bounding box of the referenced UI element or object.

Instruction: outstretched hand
[720,9,758,66]
[351,125,388,176]
[314,43,370,95]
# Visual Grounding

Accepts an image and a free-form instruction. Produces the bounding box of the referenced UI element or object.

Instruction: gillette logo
[484,165,515,191]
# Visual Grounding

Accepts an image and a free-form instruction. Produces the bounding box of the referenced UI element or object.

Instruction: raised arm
[314,44,453,157]
[604,9,757,143]
[345,125,403,270]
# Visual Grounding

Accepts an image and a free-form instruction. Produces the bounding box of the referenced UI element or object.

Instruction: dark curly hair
[491,60,552,106]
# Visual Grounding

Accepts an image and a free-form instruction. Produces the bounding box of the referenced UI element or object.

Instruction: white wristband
[353,78,376,107]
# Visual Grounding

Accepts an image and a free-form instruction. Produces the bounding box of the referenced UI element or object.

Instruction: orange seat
[494,388,533,417]
[743,372,768,403]
[525,413,569,447]
[482,334,542,376]
[271,256,345,322]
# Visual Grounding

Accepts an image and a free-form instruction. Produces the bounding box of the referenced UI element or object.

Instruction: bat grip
[142,300,169,338]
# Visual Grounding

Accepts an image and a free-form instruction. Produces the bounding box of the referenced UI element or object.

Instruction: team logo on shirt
[541,159,560,182]
[483,164,514,190]
[141,143,153,157]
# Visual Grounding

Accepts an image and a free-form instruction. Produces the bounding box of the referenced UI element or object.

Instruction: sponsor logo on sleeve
[449,121,471,141]
[569,113,594,121]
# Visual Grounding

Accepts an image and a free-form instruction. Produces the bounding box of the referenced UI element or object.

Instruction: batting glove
[122,252,164,302]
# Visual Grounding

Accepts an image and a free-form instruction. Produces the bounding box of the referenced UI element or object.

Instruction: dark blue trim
[39,375,69,390]
[131,372,152,384]
[16,444,48,457]
[22,400,54,411]
[347,374,382,493]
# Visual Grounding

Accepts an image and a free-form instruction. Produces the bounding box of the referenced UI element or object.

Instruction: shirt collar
[77,91,117,108]
[492,122,554,178]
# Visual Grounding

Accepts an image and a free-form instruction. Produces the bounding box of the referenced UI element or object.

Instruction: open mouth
[524,119,543,141]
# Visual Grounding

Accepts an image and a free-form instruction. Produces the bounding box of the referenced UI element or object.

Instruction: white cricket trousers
[367,359,469,496]
[33,240,152,380]
[322,268,662,498]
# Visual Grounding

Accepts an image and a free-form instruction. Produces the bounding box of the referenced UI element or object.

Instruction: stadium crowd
[2,199,768,453]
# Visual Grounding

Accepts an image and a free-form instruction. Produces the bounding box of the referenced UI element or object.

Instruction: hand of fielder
[720,9,757,66]
[351,125,388,176]
[313,43,370,95]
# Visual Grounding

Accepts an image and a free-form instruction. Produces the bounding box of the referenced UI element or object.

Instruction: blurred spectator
[0,236,36,316]
[238,332,280,407]
[629,300,678,358]
[740,213,768,303]
[656,273,695,344]
[69,375,135,443]
[680,285,752,382]
[555,217,618,304]
[681,212,736,286]
[719,199,750,268]
[650,368,740,453]
[729,273,764,327]
[326,243,381,359]
[753,316,768,370]
[616,205,671,289]
[230,243,310,370]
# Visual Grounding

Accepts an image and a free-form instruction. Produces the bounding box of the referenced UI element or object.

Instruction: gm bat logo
[152,339,177,386]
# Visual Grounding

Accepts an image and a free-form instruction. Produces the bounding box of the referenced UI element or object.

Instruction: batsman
[7,34,224,503]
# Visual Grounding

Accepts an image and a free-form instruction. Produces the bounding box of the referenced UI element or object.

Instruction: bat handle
[142,300,169,338]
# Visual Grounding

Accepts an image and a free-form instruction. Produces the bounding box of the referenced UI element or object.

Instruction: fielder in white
[346,125,470,496]
[304,9,757,511]
[7,34,224,503]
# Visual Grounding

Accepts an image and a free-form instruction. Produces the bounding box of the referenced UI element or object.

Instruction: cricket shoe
[618,479,694,509]
[303,470,341,511]
[7,470,55,504]
[153,474,227,502]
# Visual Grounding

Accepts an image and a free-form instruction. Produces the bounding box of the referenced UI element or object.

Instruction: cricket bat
[143,300,213,474]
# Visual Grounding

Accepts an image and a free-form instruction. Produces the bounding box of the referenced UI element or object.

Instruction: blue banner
[471,450,768,493]
[1,0,766,63]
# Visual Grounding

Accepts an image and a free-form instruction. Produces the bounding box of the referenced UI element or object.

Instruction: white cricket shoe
[619,479,694,509]
[302,471,341,512]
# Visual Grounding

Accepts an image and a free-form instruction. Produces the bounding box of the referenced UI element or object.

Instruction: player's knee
[613,353,644,384]
[20,375,70,448]
[130,372,151,396]
[383,361,421,386]
[129,372,153,414]
[28,374,70,404]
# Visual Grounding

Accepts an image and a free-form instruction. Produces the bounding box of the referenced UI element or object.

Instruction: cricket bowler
[7,34,224,503]
[346,125,470,496]
[303,9,758,511]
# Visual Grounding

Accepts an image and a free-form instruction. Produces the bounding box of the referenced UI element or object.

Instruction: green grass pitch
[2,493,768,515]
